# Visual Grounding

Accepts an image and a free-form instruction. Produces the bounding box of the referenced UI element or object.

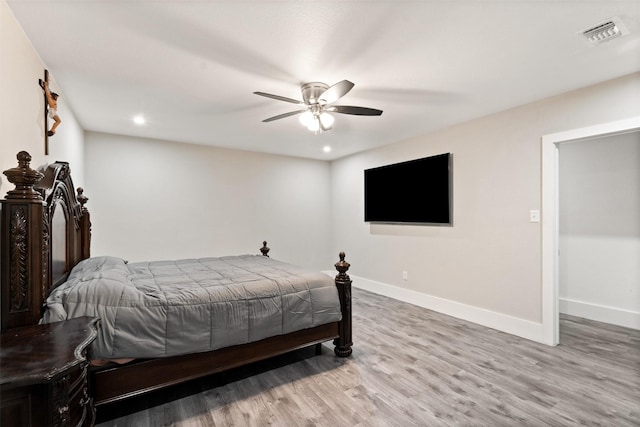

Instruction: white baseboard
[324,272,548,345]
[559,298,640,330]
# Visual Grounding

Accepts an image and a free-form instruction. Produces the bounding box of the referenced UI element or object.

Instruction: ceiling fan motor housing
[301,82,329,105]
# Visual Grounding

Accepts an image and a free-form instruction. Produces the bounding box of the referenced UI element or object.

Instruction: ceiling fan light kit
[254,80,382,133]
[298,106,335,132]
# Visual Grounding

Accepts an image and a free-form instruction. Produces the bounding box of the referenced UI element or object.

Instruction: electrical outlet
[402,271,408,281]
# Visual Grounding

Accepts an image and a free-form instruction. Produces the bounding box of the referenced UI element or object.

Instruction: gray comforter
[42,255,341,359]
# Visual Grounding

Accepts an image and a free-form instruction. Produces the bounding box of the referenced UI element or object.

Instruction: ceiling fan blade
[328,105,383,116]
[254,91,303,104]
[318,80,354,104]
[262,110,307,122]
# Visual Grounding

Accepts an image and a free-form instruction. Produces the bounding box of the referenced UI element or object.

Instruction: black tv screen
[364,153,451,224]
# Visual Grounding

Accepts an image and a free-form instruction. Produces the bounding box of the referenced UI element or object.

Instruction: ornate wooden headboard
[1,151,91,331]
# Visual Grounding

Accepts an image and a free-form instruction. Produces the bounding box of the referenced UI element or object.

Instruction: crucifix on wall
[38,69,61,155]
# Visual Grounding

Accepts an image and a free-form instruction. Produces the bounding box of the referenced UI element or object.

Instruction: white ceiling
[7,1,640,160]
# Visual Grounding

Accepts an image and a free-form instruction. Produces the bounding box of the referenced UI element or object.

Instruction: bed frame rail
[92,322,339,405]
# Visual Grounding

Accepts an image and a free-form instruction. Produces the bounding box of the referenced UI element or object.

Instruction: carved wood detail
[2,151,44,200]
[9,207,28,312]
[77,188,92,259]
[42,210,50,299]
[51,375,71,427]
[1,151,91,331]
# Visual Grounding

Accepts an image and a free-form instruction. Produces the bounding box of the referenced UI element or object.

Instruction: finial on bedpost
[335,251,350,278]
[334,251,353,357]
[2,151,44,200]
[77,187,89,209]
[260,241,270,257]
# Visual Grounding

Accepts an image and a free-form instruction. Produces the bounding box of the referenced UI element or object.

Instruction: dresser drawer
[68,365,93,427]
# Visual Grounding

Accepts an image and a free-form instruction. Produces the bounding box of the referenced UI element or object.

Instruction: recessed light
[323,146,331,153]
[133,115,145,125]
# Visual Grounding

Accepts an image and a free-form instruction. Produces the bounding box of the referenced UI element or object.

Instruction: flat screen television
[364,153,452,224]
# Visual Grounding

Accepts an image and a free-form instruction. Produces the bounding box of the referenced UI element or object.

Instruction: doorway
[541,116,640,346]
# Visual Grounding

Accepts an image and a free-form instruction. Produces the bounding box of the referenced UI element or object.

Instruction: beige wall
[85,132,333,270]
[0,0,84,192]
[331,73,640,330]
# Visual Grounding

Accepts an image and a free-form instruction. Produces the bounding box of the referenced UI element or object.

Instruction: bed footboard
[260,241,353,357]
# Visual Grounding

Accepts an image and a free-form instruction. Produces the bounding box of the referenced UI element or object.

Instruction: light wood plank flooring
[96,288,640,426]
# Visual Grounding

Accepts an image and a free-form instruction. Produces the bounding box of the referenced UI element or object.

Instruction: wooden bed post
[1,152,46,331]
[333,251,353,357]
[77,187,91,260]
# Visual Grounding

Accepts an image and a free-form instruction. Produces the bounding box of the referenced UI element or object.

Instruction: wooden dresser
[1,317,99,426]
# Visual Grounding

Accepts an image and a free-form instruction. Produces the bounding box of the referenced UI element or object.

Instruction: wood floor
[96,288,640,426]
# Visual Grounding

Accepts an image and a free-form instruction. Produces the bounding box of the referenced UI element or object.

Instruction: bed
[0,151,352,410]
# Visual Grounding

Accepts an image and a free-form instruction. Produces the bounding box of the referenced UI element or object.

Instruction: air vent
[579,17,629,45]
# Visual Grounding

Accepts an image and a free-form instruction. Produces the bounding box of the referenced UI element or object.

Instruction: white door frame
[541,116,640,346]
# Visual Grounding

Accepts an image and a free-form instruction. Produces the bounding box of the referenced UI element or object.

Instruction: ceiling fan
[254,80,383,132]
